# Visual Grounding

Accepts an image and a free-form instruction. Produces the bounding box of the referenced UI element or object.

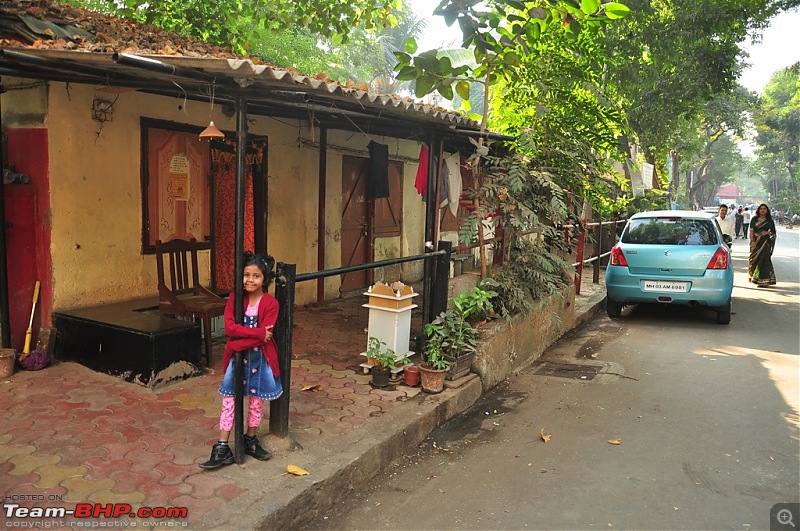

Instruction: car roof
[629,210,715,220]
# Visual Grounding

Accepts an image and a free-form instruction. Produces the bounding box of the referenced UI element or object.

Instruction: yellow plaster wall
[1,80,48,125]
[38,83,428,310]
[46,84,162,307]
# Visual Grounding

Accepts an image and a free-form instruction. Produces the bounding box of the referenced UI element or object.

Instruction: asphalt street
[314,226,799,530]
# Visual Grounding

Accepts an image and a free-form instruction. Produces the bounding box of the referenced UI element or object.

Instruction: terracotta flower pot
[419,364,447,394]
[403,365,420,387]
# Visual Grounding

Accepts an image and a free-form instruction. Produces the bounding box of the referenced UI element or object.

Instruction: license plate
[641,280,689,293]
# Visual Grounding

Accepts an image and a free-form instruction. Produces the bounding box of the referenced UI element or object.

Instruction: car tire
[607,298,623,318]
[716,299,731,325]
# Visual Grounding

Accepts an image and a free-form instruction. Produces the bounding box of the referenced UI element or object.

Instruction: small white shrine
[359,281,418,373]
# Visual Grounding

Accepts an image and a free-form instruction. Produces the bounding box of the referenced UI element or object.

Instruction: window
[622,218,718,246]
[142,120,211,252]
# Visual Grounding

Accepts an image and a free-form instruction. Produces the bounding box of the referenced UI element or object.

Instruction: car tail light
[706,247,729,269]
[610,245,628,266]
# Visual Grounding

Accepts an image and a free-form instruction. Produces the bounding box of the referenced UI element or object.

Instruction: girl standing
[748,203,777,287]
[200,252,282,469]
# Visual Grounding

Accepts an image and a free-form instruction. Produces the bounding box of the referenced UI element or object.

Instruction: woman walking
[748,203,777,287]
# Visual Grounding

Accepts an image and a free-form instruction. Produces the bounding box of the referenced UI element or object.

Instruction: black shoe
[199,442,234,469]
[244,434,272,460]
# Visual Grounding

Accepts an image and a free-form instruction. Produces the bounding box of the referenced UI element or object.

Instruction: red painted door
[341,156,371,293]
[4,184,37,351]
[4,128,50,349]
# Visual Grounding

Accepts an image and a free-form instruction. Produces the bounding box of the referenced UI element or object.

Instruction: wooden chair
[155,238,227,367]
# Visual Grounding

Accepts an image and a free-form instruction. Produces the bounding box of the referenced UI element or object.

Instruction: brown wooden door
[341,156,371,292]
[340,156,404,293]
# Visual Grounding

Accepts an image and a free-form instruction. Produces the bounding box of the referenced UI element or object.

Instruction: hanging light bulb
[199,121,224,140]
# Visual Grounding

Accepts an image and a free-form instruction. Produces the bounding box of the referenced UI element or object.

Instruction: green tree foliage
[488,25,628,216]
[57,0,401,55]
[600,0,796,187]
[675,86,757,206]
[395,0,629,112]
[753,63,800,204]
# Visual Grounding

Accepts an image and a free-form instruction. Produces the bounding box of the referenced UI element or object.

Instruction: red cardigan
[222,293,280,378]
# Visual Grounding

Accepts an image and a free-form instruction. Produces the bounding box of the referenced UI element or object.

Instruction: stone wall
[471,285,575,389]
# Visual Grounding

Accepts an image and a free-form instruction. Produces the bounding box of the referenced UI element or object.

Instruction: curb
[574,295,607,329]
[205,376,483,529]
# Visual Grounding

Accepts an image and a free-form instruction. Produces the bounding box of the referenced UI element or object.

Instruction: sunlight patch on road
[692,345,799,415]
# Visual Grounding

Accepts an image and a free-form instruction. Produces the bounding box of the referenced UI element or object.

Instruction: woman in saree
[748,203,777,287]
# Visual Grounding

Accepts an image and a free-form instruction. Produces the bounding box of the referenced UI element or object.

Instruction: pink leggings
[219,396,264,432]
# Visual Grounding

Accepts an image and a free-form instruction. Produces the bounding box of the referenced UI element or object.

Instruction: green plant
[367,337,397,371]
[424,308,477,360]
[452,283,498,323]
[422,339,451,371]
[479,274,532,321]
[397,352,412,367]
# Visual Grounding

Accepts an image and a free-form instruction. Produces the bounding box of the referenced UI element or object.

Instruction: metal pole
[0,84,10,348]
[270,262,295,437]
[317,127,327,304]
[574,227,585,296]
[432,241,452,318]
[233,94,247,464]
[422,136,440,328]
[593,220,602,284]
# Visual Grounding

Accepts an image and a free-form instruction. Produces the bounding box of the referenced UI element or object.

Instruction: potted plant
[425,307,478,381]
[367,337,396,388]
[418,338,450,393]
[452,283,498,325]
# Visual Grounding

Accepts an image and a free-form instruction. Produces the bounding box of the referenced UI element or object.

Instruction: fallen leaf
[287,464,310,476]
[607,438,621,445]
[540,428,552,443]
[301,385,323,392]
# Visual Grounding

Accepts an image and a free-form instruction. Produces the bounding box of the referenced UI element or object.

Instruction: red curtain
[212,150,255,292]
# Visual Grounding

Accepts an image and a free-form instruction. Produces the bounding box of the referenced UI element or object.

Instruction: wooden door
[341,156,371,292]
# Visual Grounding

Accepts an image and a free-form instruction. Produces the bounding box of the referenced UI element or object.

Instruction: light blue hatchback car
[605,210,734,324]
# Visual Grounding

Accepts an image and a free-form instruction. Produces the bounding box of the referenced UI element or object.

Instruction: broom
[18,281,50,371]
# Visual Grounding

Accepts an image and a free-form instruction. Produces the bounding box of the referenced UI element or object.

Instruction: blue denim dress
[219,312,283,400]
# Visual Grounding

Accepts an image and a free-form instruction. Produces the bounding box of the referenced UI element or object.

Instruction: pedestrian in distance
[199,251,282,469]
[748,203,777,288]
[734,206,744,238]
[716,204,735,242]
[742,206,752,239]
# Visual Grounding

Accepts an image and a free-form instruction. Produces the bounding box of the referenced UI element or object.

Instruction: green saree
[748,217,776,286]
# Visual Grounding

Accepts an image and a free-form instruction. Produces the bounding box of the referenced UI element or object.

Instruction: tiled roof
[0,0,244,58]
[0,0,484,134]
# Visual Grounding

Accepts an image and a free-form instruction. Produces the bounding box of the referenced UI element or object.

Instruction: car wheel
[607,298,623,318]
[716,299,731,325]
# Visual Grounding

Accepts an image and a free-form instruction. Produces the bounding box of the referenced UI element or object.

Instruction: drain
[533,361,602,380]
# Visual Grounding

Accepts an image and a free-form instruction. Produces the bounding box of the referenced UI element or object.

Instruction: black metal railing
[267,244,451,437]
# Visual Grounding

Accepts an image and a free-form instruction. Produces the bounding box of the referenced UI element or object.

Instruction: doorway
[340,155,402,294]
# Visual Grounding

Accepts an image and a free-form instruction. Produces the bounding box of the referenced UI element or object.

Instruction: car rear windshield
[622,218,719,245]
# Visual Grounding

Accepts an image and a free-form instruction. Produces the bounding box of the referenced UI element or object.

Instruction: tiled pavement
[0,279,606,529]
